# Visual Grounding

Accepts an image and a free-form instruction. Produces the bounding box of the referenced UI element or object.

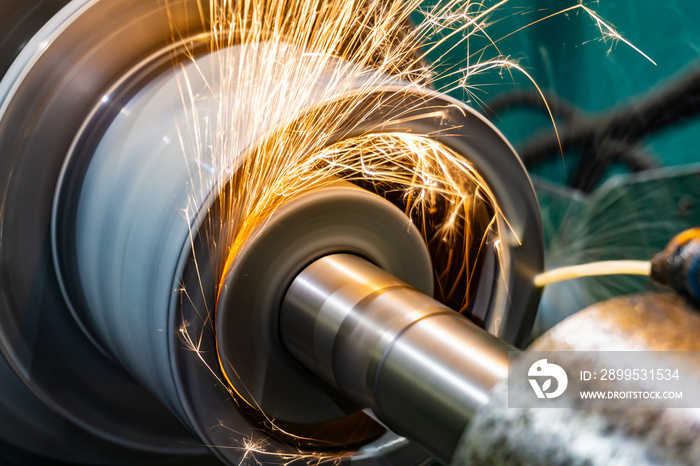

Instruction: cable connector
[651,228,700,304]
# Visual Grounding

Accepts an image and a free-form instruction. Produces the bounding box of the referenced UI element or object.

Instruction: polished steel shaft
[281,254,513,464]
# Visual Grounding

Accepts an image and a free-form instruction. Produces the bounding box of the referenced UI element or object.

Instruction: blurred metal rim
[0,0,216,460]
[0,0,543,464]
[194,85,544,463]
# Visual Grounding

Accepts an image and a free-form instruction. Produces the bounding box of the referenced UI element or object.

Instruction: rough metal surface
[453,294,700,465]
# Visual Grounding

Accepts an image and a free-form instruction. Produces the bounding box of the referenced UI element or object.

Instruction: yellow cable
[534,260,651,287]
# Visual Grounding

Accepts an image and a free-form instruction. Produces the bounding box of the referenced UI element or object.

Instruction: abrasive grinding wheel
[0,1,543,464]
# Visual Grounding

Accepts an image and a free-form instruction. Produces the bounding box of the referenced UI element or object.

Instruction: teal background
[420,0,700,168]
[418,1,700,336]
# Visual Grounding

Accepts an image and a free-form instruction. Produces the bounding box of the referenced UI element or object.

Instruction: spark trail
[165,0,651,462]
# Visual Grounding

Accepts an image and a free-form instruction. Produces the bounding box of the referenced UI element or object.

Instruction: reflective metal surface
[216,183,434,425]
[454,293,700,466]
[282,254,513,464]
[0,0,542,463]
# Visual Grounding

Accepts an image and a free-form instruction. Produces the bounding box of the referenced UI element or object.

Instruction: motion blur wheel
[0,0,543,464]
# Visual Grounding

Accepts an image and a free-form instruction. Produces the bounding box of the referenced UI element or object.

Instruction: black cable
[522,66,700,164]
[483,90,584,125]
[486,65,700,191]
[571,138,657,192]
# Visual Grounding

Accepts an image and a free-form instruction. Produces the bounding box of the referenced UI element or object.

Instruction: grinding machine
[1,1,698,466]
